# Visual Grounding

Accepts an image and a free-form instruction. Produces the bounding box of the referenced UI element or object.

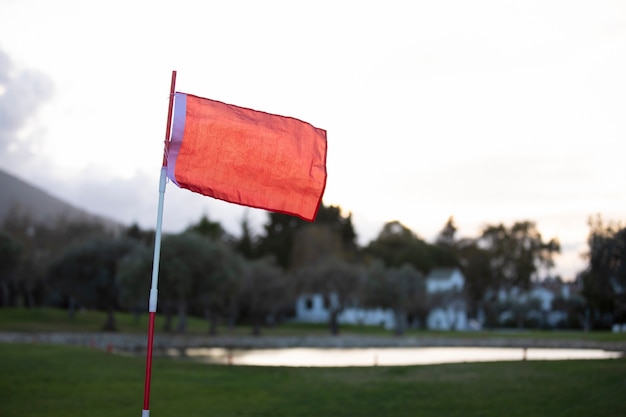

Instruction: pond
[169,346,623,367]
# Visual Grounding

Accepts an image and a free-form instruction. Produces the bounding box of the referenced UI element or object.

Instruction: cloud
[0,48,54,160]
[41,167,270,239]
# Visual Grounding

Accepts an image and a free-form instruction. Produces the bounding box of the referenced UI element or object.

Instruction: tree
[435,216,458,248]
[0,231,21,306]
[290,225,345,270]
[186,214,231,242]
[257,212,303,269]
[364,221,437,273]
[314,205,358,257]
[239,257,289,335]
[125,222,155,246]
[580,215,626,328]
[365,221,421,268]
[552,292,587,329]
[363,260,426,335]
[48,237,138,330]
[479,221,560,291]
[193,240,245,335]
[153,231,246,334]
[158,232,229,333]
[3,204,111,307]
[257,203,358,270]
[295,258,363,335]
[233,213,258,259]
[117,242,152,321]
[455,237,493,316]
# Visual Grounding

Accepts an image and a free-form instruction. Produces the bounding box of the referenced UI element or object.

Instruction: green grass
[0,343,625,417]
[2,308,625,416]
[2,307,626,344]
[0,307,333,335]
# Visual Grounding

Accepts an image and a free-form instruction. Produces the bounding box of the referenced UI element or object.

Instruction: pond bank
[1,331,625,354]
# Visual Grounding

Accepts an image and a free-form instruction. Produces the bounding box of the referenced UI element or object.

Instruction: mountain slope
[0,168,123,231]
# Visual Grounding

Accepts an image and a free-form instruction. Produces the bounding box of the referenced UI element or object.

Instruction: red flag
[167,92,327,222]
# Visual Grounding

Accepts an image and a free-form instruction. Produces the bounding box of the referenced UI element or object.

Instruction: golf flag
[166,92,327,222]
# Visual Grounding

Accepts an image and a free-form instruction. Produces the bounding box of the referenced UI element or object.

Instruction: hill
[0,168,123,232]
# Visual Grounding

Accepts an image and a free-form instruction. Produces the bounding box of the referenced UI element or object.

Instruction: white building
[425,268,470,331]
[294,294,329,323]
[293,267,472,331]
[294,294,396,329]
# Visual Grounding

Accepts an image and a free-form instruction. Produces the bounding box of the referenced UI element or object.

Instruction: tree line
[0,203,624,333]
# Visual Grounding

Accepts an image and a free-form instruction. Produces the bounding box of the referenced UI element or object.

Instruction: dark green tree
[580,215,626,328]
[239,257,289,335]
[314,205,358,256]
[193,240,244,335]
[435,216,458,248]
[0,231,21,306]
[256,212,302,269]
[364,220,436,273]
[3,205,110,307]
[291,224,345,270]
[432,216,461,268]
[456,237,493,317]
[233,213,258,259]
[158,232,218,333]
[48,237,138,330]
[186,214,229,242]
[125,222,155,246]
[155,231,245,334]
[551,292,587,329]
[117,242,152,321]
[479,221,560,291]
[257,203,357,270]
[363,260,426,335]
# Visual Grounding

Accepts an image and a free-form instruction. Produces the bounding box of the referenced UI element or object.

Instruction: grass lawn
[0,342,625,417]
[1,307,626,416]
[2,307,626,344]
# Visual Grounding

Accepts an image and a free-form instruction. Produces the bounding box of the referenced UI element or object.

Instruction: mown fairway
[1,342,625,417]
[2,308,626,416]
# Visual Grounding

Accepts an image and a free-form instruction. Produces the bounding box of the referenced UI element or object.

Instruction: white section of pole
[149,167,167,313]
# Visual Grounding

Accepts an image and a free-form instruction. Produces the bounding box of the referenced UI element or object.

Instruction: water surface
[172,346,622,367]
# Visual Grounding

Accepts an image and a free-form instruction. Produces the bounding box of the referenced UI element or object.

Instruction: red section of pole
[162,70,177,167]
[143,312,156,410]
[142,70,177,416]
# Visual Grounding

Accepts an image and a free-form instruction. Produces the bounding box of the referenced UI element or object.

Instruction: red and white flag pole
[142,70,177,417]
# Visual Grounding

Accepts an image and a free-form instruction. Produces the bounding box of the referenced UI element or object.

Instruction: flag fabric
[166,92,327,222]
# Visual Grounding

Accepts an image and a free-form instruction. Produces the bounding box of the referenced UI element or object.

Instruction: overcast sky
[1,0,625,280]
